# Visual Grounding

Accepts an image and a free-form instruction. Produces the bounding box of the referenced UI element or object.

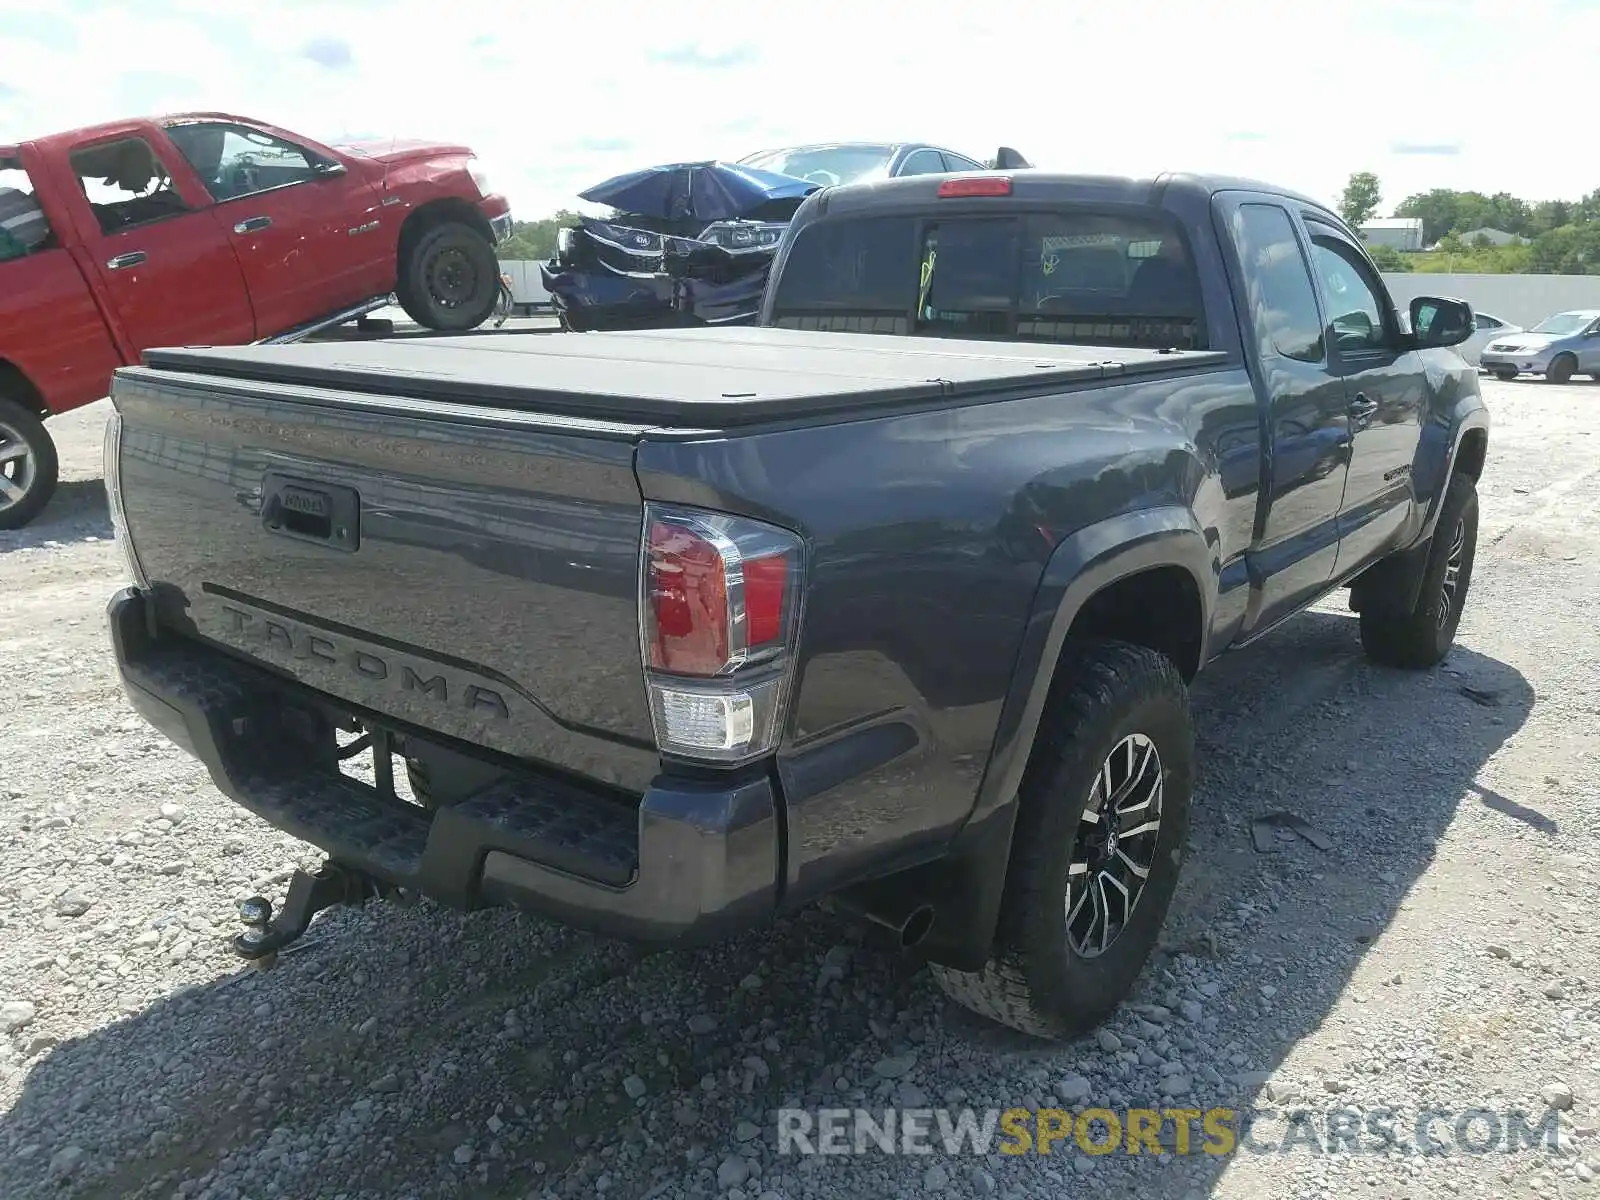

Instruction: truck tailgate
[111,365,661,792]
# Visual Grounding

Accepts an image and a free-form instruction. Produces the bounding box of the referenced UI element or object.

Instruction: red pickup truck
[0,111,512,528]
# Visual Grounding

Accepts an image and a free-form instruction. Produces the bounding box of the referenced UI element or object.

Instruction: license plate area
[262,473,361,552]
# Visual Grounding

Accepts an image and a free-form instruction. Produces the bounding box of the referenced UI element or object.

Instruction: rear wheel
[396,221,500,332]
[1547,354,1577,385]
[0,396,59,531]
[930,640,1193,1040]
[1358,471,1479,669]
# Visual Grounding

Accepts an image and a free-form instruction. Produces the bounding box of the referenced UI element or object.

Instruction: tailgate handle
[260,474,361,552]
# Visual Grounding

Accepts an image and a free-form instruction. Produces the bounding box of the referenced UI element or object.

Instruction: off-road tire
[1547,354,1577,385]
[930,640,1194,1040]
[0,395,59,531]
[1358,471,1479,669]
[396,221,500,332]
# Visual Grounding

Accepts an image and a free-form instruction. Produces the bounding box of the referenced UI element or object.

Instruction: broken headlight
[697,221,787,253]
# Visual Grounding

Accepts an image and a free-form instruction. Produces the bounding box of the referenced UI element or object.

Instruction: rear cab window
[68,137,192,235]
[771,207,1207,350]
[0,156,56,262]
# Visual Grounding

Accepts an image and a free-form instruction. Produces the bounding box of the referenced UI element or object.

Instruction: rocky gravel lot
[3,381,1599,1200]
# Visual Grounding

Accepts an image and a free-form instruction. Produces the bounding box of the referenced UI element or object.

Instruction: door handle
[1348,393,1379,419]
[234,216,272,234]
[106,251,146,270]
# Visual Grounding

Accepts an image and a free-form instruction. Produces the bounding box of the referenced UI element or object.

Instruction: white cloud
[1,0,1594,217]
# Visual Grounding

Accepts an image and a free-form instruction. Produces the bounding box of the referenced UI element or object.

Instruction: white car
[1457,310,1522,367]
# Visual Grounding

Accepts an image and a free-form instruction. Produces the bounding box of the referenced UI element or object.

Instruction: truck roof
[16,111,277,147]
[812,169,1344,229]
[138,327,1225,431]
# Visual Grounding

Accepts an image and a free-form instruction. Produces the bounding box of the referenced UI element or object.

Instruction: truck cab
[0,113,511,529]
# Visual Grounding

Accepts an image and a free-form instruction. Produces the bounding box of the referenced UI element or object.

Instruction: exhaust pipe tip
[899,903,935,950]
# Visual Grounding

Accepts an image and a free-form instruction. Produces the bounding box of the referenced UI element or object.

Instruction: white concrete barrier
[1382,273,1600,330]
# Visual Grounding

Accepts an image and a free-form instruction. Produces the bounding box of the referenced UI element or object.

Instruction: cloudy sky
[1,0,1591,219]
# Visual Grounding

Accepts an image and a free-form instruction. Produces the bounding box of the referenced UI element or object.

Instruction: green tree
[496,209,587,262]
[1531,200,1572,235]
[1528,223,1600,274]
[1339,172,1383,228]
[1395,189,1466,244]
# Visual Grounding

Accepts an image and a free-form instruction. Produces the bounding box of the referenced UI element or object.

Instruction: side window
[0,160,56,262]
[1231,203,1324,363]
[166,122,324,203]
[1473,314,1501,331]
[940,152,984,173]
[69,138,191,235]
[1308,234,1390,354]
[898,150,946,177]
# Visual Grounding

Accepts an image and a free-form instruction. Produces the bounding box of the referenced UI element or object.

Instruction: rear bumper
[107,586,780,943]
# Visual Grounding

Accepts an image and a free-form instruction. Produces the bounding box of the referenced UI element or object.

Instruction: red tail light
[641,504,805,764]
[645,518,793,675]
[646,520,729,673]
[938,176,1012,198]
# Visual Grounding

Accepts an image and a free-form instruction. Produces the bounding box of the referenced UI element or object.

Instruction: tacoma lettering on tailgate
[217,602,511,720]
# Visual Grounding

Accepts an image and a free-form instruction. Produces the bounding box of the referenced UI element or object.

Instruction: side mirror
[1408,296,1473,349]
[313,159,347,179]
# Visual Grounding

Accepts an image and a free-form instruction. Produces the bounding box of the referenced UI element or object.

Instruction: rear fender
[912,505,1215,970]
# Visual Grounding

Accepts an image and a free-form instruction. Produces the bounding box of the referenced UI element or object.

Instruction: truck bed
[141,326,1227,429]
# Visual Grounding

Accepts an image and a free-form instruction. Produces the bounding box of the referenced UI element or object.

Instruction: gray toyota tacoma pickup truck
[103,169,1489,1039]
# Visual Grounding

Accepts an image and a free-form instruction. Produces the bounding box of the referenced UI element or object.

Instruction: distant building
[1357,217,1425,251]
[1455,227,1527,247]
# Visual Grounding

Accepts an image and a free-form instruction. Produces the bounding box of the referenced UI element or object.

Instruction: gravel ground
[2,380,1598,1200]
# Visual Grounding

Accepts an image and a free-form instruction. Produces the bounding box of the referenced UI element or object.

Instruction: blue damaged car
[542,143,1029,330]
[1478,308,1600,383]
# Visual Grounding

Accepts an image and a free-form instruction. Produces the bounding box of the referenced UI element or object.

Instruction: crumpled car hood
[542,158,818,330]
[578,160,817,224]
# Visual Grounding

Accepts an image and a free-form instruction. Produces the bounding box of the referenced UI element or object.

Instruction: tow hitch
[233,860,398,968]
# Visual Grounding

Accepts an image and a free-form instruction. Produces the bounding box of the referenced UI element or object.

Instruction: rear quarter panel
[635,363,1260,903]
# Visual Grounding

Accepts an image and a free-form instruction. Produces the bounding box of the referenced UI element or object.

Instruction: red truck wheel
[397,221,500,333]
[0,397,59,531]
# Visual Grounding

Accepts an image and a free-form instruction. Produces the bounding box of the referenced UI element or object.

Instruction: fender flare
[1426,409,1490,538]
[969,504,1216,833]
[911,505,1215,972]
[1356,409,1489,618]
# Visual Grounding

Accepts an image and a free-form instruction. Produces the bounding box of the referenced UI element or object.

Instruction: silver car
[1478,309,1600,383]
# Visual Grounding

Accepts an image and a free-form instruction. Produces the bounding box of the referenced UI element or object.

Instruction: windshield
[739,145,895,188]
[1530,311,1596,336]
[769,209,1206,350]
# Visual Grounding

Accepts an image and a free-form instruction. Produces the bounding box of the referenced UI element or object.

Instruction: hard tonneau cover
[140,326,1227,428]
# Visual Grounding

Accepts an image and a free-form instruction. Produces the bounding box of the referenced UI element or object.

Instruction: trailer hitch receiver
[233,860,391,967]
